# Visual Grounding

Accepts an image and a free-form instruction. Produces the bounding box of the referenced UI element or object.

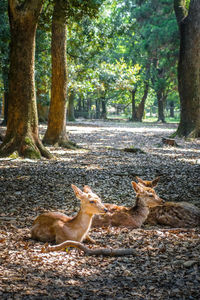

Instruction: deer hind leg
[53,220,73,244]
[31,223,55,242]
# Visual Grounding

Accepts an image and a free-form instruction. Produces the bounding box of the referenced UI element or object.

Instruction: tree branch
[8,0,18,19]
[174,0,188,26]
[41,240,136,256]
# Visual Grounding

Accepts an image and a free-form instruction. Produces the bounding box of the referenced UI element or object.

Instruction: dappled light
[0,120,200,299]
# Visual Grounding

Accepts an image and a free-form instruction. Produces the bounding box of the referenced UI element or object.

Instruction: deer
[91,181,164,228]
[31,184,108,244]
[136,176,200,227]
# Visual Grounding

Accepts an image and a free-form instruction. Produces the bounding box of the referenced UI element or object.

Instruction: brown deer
[31,184,108,244]
[92,181,164,228]
[137,177,200,227]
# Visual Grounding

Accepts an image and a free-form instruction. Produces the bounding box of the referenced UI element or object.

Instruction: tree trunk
[96,98,100,119]
[67,90,75,121]
[101,99,107,119]
[0,0,52,159]
[157,90,166,123]
[136,81,149,122]
[43,0,74,148]
[174,0,200,137]
[131,88,137,121]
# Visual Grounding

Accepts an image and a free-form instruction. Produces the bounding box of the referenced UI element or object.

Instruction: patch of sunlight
[50,149,89,155]
[151,147,200,164]
[67,125,175,134]
[86,164,102,170]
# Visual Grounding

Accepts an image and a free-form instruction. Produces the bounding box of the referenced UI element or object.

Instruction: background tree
[43,0,71,147]
[0,0,52,159]
[43,0,105,146]
[174,0,200,137]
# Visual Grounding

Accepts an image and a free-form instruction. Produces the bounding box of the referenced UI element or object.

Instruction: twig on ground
[41,240,136,256]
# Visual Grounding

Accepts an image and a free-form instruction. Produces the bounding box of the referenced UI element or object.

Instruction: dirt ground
[0,120,200,299]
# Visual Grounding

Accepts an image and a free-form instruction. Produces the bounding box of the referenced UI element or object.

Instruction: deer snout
[104,208,108,213]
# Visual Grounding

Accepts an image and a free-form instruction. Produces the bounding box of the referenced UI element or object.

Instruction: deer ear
[131,181,143,193]
[83,185,92,193]
[136,176,145,185]
[71,184,84,199]
[151,177,160,187]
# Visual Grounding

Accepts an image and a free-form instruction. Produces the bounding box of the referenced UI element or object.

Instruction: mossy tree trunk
[174,0,200,137]
[43,0,74,148]
[0,0,52,159]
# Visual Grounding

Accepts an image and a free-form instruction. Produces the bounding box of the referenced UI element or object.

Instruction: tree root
[41,240,136,256]
[0,133,53,159]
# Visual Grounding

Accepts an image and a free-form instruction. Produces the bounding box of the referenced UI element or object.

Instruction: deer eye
[90,200,95,204]
[148,193,154,197]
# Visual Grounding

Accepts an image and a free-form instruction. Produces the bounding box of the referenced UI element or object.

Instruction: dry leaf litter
[0,120,200,299]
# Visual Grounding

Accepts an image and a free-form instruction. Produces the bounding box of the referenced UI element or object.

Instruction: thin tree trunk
[101,99,107,119]
[0,0,51,159]
[96,99,100,119]
[136,81,149,122]
[43,0,75,148]
[174,0,200,137]
[157,91,166,123]
[67,90,75,121]
[131,88,137,121]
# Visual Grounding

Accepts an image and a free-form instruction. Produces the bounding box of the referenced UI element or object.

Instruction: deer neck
[70,208,94,242]
[129,195,149,225]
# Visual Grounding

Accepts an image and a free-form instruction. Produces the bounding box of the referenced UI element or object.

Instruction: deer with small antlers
[136,176,200,228]
[92,181,164,228]
[31,185,108,244]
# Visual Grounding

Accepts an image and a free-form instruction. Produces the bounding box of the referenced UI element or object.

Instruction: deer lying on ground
[31,185,108,244]
[137,177,200,227]
[92,181,164,228]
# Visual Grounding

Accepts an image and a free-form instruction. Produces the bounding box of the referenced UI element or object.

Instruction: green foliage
[35,29,51,106]
[0,0,10,99]
[0,0,180,122]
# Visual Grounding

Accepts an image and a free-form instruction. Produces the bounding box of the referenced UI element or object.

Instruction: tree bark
[43,0,74,148]
[0,0,52,159]
[174,0,200,137]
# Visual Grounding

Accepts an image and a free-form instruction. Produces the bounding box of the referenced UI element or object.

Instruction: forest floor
[0,120,200,300]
